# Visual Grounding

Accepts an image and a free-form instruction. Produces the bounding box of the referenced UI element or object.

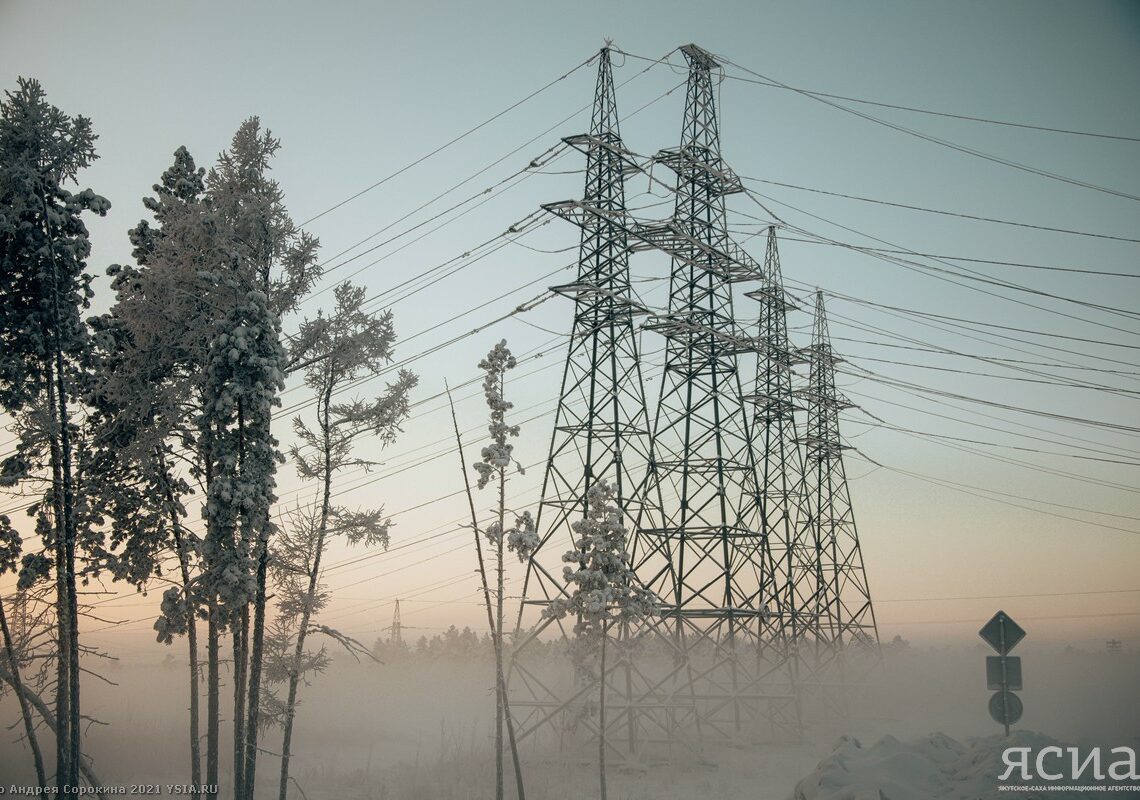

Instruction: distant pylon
[390,598,403,647]
[798,292,880,665]
[628,44,797,741]
[745,228,818,660]
[511,47,683,758]
[8,591,30,651]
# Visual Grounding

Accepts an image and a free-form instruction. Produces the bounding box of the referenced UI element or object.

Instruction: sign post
[979,610,1025,735]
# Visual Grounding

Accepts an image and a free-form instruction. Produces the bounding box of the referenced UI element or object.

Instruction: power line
[297,52,598,227]
[764,193,1140,332]
[301,46,682,295]
[833,293,1140,355]
[885,612,1140,626]
[774,235,1139,279]
[844,381,1140,493]
[878,588,1140,603]
[850,352,1139,403]
[851,358,1140,436]
[307,148,566,297]
[706,61,1140,143]
[745,176,1140,244]
[833,337,1140,379]
[849,425,1140,520]
[848,451,1140,537]
[719,54,1140,203]
[851,414,1140,469]
[820,295,1140,379]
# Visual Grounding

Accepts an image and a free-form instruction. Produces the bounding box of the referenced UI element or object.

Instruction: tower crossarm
[652,146,744,197]
[795,342,845,367]
[630,218,762,282]
[642,313,759,354]
[744,283,800,314]
[792,385,857,411]
[796,435,852,460]
[548,280,652,316]
[742,390,803,421]
[543,199,763,283]
[561,132,644,177]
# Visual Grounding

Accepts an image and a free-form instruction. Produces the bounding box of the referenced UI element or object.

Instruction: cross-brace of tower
[509,47,695,759]
[797,292,880,669]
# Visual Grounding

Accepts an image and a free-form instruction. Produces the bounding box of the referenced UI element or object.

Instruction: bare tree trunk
[243,528,269,799]
[233,400,248,800]
[53,528,70,789]
[158,454,202,787]
[233,608,248,800]
[201,427,219,800]
[179,552,202,787]
[446,387,525,800]
[182,571,202,788]
[495,467,506,800]
[0,593,46,787]
[43,197,82,788]
[278,379,334,800]
[0,662,108,799]
[500,666,525,800]
[599,620,608,800]
[206,604,219,800]
[48,424,71,790]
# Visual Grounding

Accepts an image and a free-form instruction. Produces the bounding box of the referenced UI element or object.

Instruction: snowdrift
[789,730,1125,800]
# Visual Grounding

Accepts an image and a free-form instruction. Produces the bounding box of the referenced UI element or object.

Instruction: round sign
[989,690,1023,726]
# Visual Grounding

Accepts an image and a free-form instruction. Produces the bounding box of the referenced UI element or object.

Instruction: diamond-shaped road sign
[979,611,1025,655]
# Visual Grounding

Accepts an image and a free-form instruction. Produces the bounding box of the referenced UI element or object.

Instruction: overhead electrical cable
[298,52,599,227]
[743,176,1140,244]
[614,46,1140,143]
[718,54,1140,202]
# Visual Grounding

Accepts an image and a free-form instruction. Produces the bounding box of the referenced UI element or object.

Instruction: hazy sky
[2,0,1138,655]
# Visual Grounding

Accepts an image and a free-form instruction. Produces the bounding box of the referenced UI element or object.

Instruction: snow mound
[789,730,1108,800]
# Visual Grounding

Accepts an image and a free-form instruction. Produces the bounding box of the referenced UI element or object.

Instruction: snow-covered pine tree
[450,340,537,800]
[195,117,320,800]
[88,144,210,788]
[266,281,415,800]
[544,479,658,800]
[99,120,319,800]
[0,77,109,791]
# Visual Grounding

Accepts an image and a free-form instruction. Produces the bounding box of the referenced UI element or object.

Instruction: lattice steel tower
[510,48,681,755]
[745,228,818,655]
[799,292,879,664]
[629,44,796,740]
[521,47,655,584]
[389,598,403,648]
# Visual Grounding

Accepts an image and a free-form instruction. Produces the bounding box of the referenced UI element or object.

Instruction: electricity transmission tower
[627,44,797,741]
[389,598,403,648]
[798,291,880,669]
[510,42,886,759]
[510,47,688,758]
[745,228,818,669]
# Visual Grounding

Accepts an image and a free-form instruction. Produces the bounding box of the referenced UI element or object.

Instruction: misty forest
[1,21,1139,800]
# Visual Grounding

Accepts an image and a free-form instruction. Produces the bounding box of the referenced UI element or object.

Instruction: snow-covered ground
[790,730,1138,799]
[1,645,1136,798]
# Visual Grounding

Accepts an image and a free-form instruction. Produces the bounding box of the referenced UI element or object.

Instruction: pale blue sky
[2,0,1139,650]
